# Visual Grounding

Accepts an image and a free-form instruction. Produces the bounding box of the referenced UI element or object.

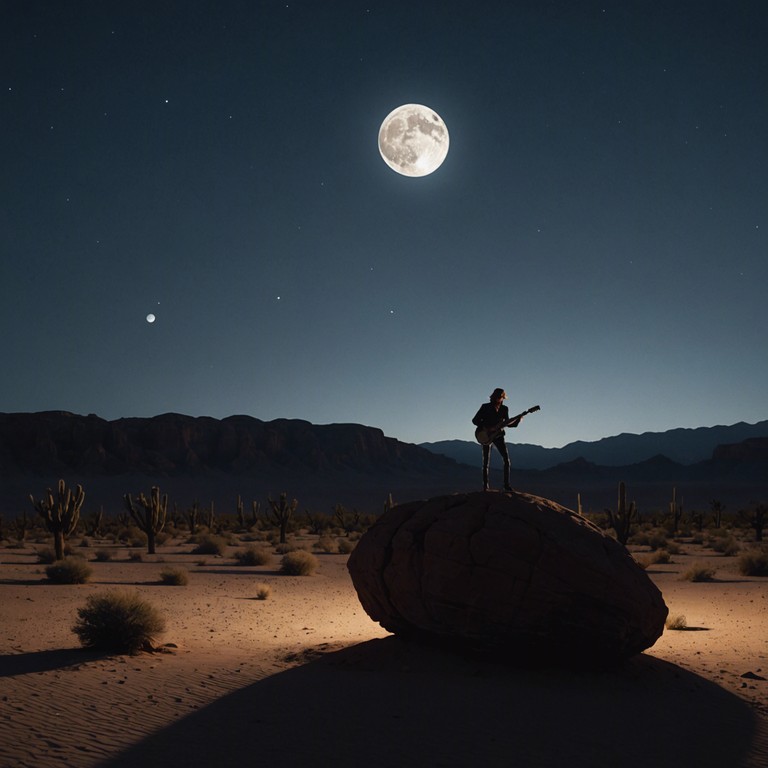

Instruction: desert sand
[1,528,767,768]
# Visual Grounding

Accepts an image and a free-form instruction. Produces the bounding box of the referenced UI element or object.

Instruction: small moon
[146,314,156,323]
[378,104,449,177]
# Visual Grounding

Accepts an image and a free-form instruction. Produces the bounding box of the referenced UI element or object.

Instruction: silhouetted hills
[421,420,768,469]
[0,411,477,514]
[0,412,765,515]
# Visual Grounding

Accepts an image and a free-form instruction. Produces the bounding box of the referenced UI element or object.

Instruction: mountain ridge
[0,412,765,514]
[421,420,768,470]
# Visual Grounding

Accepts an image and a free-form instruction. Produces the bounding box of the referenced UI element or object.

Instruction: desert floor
[1,528,767,768]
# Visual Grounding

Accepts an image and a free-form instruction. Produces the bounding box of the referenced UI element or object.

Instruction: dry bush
[234,545,274,566]
[336,537,357,554]
[45,557,93,584]
[280,550,319,576]
[254,583,271,600]
[313,536,337,554]
[738,547,768,576]
[37,545,73,563]
[159,566,189,586]
[73,591,165,653]
[94,549,113,562]
[191,534,227,556]
[666,614,688,630]
[711,537,740,556]
[128,550,144,562]
[682,563,716,582]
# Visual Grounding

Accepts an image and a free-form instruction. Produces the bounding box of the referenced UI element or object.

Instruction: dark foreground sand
[1,536,766,768]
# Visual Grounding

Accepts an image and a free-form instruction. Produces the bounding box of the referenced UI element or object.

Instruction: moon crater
[378,104,449,177]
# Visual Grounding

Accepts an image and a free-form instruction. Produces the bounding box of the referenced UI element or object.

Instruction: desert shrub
[154,531,172,546]
[192,534,227,556]
[665,541,683,555]
[647,532,669,551]
[665,614,687,630]
[72,591,166,653]
[280,550,319,576]
[682,563,716,582]
[46,557,93,584]
[128,550,144,562]
[234,545,273,566]
[36,547,58,564]
[313,536,337,554]
[275,541,307,554]
[254,583,271,600]
[738,548,768,576]
[712,537,740,556]
[94,549,113,562]
[652,549,672,564]
[37,544,75,564]
[337,537,356,554]
[159,566,189,586]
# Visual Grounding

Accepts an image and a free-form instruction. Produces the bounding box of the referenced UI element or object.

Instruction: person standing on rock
[472,388,521,492]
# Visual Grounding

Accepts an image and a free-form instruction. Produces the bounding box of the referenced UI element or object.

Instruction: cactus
[669,487,683,533]
[267,493,298,544]
[187,501,199,534]
[123,486,168,555]
[11,510,32,544]
[710,499,724,529]
[236,495,245,529]
[30,479,85,560]
[333,503,360,535]
[84,506,104,537]
[605,481,637,546]
[205,501,215,531]
[250,500,261,528]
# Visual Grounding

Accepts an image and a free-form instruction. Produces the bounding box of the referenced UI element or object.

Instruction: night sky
[2,1,766,448]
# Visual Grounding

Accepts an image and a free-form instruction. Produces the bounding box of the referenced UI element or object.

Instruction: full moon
[378,104,449,177]
[146,314,156,323]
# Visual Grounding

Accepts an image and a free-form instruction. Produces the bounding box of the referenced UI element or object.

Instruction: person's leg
[493,436,512,491]
[482,444,491,490]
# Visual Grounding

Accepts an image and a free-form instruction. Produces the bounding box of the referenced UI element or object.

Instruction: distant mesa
[348,491,668,663]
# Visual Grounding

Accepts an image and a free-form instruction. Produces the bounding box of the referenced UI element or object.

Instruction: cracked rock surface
[348,491,668,662]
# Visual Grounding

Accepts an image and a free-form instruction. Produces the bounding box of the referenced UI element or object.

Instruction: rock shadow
[98,636,767,768]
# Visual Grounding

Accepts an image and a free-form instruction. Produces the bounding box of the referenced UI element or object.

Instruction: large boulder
[348,491,667,662]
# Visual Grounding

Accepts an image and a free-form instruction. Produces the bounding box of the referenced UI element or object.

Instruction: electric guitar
[474,405,540,446]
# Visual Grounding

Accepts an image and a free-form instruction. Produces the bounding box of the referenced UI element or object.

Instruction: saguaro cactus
[605,481,637,546]
[30,479,85,560]
[124,486,168,555]
[267,493,298,544]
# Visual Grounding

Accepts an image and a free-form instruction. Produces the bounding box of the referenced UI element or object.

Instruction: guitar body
[474,405,540,446]
[474,426,501,446]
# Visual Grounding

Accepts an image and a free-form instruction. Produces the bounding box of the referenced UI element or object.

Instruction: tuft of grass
[94,549,113,562]
[159,566,189,586]
[45,557,93,584]
[738,548,768,576]
[234,545,274,566]
[665,614,688,630]
[280,549,319,576]
[73,591,166,653]
[682,563,716,582]
[254,583,271,600]
[128,550,144,562]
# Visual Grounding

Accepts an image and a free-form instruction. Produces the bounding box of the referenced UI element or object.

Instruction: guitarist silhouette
[472,388,539,492]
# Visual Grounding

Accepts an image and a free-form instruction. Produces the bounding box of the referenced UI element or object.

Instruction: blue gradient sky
[2,1,766,447]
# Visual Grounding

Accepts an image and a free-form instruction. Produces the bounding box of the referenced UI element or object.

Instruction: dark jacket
[472,402,509,432]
